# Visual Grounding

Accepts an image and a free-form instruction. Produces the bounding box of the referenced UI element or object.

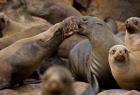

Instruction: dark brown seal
[42,65,74,95]
[69,16,123,92]
[0,16,78,89]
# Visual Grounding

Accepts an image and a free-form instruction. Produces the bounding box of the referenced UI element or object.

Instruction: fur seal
[125,17,140,51]
[108,17,140,90]
[1,0,50,37]
[0,20,51,50]
[42,65,74,95]
[42,65,95,95]
[108,45,140,90]
[25,0,81,24]
[0,0,52,50]
[69,16,123,91]
[0,16,78,89]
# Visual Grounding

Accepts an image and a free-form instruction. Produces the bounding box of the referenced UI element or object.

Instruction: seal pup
[109,45,140,90]
[42,65,74,95]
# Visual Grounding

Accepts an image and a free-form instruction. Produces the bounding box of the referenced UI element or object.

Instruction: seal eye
[80,17,88,24]
[111,49,116,54]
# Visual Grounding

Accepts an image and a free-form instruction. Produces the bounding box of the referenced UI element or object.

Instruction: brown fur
[25,0,81,24]
[0,16,79,89]
[42,66,74,95]
[0,0,50,37]
[108,17,140,90]
[0,1,52,50]
[0,20,51,50]
[69,16,122,90]
[125,17,140,51]
[109,45,140,90]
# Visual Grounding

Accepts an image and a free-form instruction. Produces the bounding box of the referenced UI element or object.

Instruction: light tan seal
[125,17,140,51]
[108,44,140,90]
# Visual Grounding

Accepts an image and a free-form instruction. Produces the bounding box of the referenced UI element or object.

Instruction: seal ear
[104,17,118,34]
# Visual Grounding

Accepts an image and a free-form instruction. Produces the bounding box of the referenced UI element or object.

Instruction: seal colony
[0,0,140,94]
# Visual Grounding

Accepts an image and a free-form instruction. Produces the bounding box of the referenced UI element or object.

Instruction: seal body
[109,45,140,90]
[26,0,81,24]
[0,16,79,89]
[69,16,123,90]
